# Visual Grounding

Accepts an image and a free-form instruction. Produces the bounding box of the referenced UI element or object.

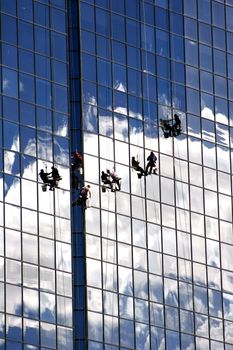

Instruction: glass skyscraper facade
[0,0,73,349]
[1,1,233,350]
[71,0,233,350]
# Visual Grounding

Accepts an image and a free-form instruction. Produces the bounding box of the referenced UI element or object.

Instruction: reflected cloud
[136,322,150,350]
[58,326,73,350]
[6,133,20,153]
[130,121,143,146]
[202,128,215,143]
[118,267,133,296]
[83,104,97,132]
[19,81,24,92]
[54,139,69,166]
[37,135,53,161]
[195,315,208,337]
[4,175,20,203]
[24,292,39,319]
[116,192,130,216]
[119,295,133,319]
[210,318,223,341]
[4,151,18,174]
[104,315,119,345]
[99,115,113,138]
[3,78,9,90]
[114,106,127,115]
[102,239,116,263]
[216,112,228,124]
[158,92,170,106]
[194,287,207,314]
[6,284,22,315]
[207,241,220,267]
[225,320,233,343]
[56,123,68,137]
[57,296,72,327]
[135,298,149,324]
[164,279,178,306]
[114,115,128,141]
[103,262,117,291]
[88,311,103,342]
[40,268,55,292]
[86,258,101,288]
[6,314,22,340]
[40,293,56,323]
[216,123,229,147]
[202,105,229,125]
[24,137,37,157]
[5,204,21,230]
[56,241,71,273]
[88,287,102,312]
[114,82,126,92]
[201,106,214,120]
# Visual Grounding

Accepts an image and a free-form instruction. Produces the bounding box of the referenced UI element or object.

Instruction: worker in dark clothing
[145,151,157,175]
[39,169,50,184]
[160,115,181,138]
[39,169,54,190]
[131,157,145,178]
[74,151,83,167]
[172,114,181,136]
[48,166,61,189]
[107,169,121,191]
[160,119,172,138]
[71,152,83,189]
[101,171,114,191]
[50,166,60,180]
[72,151,83,171]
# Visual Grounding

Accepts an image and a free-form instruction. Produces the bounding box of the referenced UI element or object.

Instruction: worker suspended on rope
[39,166,62,191]
[107,169,121,191]
[173,114,181,136]
[71,151,83,172]
[101,170,115,192]
[145,151,157,175]
[160,119,172,138]
[72,184,91,208]
[39,169,54,191]
[80,184,91,208]
[71,151,83,189]
[50,166,62,189]
[160,114,182,138]
[131,157,145,178]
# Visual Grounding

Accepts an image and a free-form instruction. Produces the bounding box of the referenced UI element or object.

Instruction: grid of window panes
[0,0,73,349]
[77,0,233,349]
